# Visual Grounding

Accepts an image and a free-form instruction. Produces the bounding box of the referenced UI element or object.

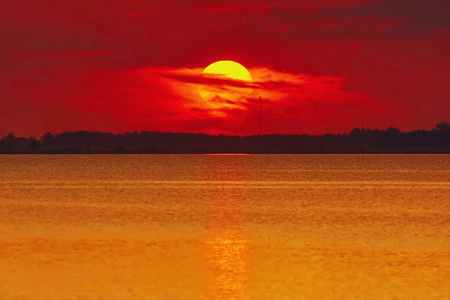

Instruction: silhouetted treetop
[0,123,449,154]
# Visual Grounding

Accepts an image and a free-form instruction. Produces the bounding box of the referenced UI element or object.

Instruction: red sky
[1,0,448,136]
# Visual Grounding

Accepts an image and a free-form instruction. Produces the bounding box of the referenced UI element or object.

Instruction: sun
[198,60,253,109]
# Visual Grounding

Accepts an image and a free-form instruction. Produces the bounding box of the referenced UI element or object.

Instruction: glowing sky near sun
[0,0,448,136]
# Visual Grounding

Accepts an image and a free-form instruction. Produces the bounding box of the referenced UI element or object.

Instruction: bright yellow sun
[198,60,253,109]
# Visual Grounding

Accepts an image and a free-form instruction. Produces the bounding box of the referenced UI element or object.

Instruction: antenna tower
[259,96,262,136]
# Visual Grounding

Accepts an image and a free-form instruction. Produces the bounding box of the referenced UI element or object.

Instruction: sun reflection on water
[204,230,249,299]
[202,156,250,299]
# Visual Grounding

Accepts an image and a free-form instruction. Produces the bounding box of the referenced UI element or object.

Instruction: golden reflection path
[202,156,250,300]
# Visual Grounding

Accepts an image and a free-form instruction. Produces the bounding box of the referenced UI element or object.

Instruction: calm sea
[0,154,449,299]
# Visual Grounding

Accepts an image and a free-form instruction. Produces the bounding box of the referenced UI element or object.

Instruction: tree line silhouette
[1,122,449,154]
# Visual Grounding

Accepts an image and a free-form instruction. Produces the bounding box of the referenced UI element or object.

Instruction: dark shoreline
[1,123,449,155]
[1,151,449,154]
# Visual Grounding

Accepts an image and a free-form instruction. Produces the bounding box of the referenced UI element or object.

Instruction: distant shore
[1,151,449,154]
[1,123,449,154]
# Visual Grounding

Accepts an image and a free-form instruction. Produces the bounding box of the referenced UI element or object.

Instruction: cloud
[199,0,446,38]
[0,0,446,136]
[1,62,401,136]
[11,50,111,58]
[3,38,414,136]
[162,71,259,90]
[291,15,400,31]
[262,2,290,15]
[126,65,405,135]
[307,0,449,37]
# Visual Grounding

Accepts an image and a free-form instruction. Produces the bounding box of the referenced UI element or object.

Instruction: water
[0,154,449,299]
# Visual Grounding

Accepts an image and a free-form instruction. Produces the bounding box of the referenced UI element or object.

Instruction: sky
[1,0,448,136]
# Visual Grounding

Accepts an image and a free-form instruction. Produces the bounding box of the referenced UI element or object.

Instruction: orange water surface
[0,154,449,299]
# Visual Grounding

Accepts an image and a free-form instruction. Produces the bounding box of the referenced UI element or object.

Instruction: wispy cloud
[11,50,111,59]
[130,65,405,134]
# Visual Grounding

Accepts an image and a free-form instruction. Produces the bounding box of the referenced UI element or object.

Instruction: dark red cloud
[11,51,111,58]
[0,0,447,136]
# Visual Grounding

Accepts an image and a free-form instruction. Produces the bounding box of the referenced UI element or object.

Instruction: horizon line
[2,121,449,140]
